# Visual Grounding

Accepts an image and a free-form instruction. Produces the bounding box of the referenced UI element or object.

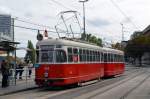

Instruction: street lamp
[79,0,88,40]
[120,23,124,41]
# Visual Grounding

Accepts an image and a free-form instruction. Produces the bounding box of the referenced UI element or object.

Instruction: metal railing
[9,67,35,86]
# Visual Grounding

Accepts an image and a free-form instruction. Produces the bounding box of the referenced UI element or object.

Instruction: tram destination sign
[0,14,13,41]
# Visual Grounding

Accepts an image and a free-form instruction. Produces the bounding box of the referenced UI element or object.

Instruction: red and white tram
[35,38,124,86]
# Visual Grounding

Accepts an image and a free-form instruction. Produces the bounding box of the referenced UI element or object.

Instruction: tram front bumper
[35,78,65,86]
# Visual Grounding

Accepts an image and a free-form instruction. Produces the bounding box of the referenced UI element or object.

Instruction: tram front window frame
[38,45,67,63]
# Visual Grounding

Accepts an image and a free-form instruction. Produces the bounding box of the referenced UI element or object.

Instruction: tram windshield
[39,45,54,62]
[38,45,67,63]
[41,51,54,62]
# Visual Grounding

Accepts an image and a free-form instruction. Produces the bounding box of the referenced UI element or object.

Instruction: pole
[121,23,124,41]
[12,18,17,85]
[79,0,88,40]
[83,2,86,36]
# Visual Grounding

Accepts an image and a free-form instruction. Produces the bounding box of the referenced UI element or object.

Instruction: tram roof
[37,38,124,54]
[102,47,124,55]
[37,38,103,50]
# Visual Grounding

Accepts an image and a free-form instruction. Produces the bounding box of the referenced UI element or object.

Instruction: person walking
[18,63,24,80]
[15,64,19,79]
[28,62,33,78]
[1,60,9,88]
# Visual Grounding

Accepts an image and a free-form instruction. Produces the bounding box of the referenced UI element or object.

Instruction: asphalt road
[1,66,149,99]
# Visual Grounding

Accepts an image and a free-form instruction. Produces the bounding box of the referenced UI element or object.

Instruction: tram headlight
[44,72,48,78]
[44,66,49,78]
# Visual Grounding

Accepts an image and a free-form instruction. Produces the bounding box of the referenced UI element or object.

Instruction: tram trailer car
[35,38,124,86]
[103,48,124,77]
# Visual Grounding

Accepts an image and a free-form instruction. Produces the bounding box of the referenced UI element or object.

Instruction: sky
[0,0,150,57]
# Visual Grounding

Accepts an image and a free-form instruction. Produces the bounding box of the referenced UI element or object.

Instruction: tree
[111,42,122,50]
[81,33,102,46]
[125,35,150,66]
[24,40,36,64]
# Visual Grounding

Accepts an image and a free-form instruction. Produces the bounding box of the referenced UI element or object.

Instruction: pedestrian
[28,62,33,78]
[18,63,24,80]
[1,60,10,88]
[15,64,19,79]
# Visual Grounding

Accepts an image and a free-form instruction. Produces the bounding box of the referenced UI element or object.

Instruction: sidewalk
[0,79,38,96]
[0,68,38,96]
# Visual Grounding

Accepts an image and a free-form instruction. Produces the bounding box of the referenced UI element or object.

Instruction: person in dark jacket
[18,63,24,79]
[1,60,9,88]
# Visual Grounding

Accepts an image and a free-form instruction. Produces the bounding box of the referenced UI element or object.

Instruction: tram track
[84,68,149,99]
[119,73,150,99]
[65,68,147,99]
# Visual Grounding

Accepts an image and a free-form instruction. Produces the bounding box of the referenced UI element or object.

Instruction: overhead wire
[50,0,73,10]
[109,0,140,30]
[15,18,54,30]
[13,25,80,34]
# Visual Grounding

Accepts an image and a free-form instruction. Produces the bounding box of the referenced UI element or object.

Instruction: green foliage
[111,42,122,50]
[130,31,142,40]
[125,35,150,65]
[24,40,36,63]
[81,33,102,46]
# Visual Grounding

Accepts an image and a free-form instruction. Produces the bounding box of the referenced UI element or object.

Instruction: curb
[0,86,38,96]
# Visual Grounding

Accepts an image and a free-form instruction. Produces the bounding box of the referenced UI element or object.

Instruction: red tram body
[35,38,124,86]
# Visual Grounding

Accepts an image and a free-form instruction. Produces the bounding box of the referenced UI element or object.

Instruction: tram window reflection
[68,48,73,62]
[56,50,67,62]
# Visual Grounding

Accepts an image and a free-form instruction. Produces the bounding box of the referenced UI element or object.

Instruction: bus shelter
[0,41,20,85]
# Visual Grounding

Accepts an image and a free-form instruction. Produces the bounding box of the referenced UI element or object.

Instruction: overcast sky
[0,0,150,57]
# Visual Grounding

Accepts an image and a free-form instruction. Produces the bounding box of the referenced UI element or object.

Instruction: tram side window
[41,52,48,62]
[118,55,120,62]
[118,55,121,62]
[56,50,67,62]
[86,50,90,62]
[96,51,99,61]
[110,53,113,62]
[101,53,103,62]
[73,48,78,62]
[94,51,97,62]
[97,52,100,61]
[114,54,115,62]
[117,55,119,62]
[104,53,107,62]
[92,51,95,62]
[83,49,86,62]
[108,53,111,62]
[107,53,110,62]
[89,51,92,62]
[68,48,73,62]
[79,49,83,62]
